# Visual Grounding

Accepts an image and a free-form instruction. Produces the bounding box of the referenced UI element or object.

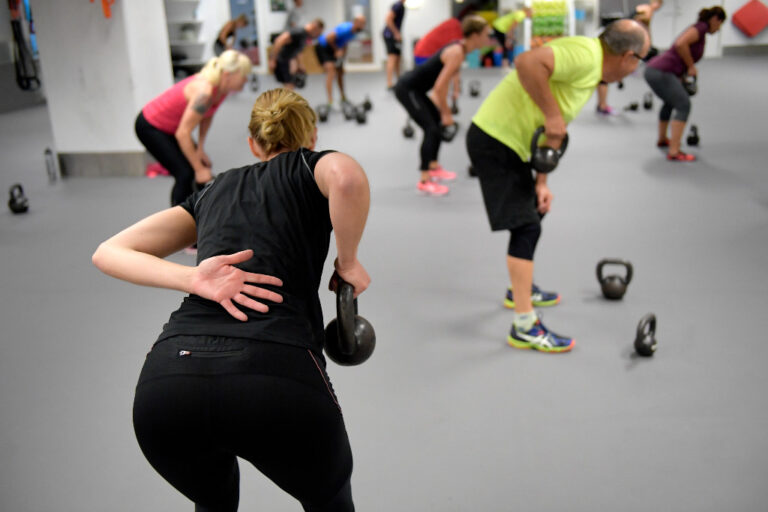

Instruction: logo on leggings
[178,350,191,357]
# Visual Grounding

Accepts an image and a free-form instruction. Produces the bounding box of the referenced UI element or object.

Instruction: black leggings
[135,112,196,206]
[133,336,354,512]
[395,85,441,172]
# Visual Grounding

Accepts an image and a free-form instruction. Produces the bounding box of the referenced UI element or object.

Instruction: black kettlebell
[530,126,569,174]
[362,95,372,112]
[687,125,699,146]
[450,97,459,115]
[469,80,481,98]
[324,280,376,366]
[354,105,367,124]
[634,313,657,357]
[292,71,307,89]
[623,102,639,112]
[8,184,29,214]
[440,122,459,142]
[682,75,697,96]
[596,258,633,300]
[643,92,653,110]
[402,119,415,139]
[316,104,330,123]
[617,80,624,90]
[341,101,356,121]
[250,74,259,93]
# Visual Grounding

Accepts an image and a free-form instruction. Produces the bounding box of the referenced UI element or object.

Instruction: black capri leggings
[133,336,354,512]
[644,66,691,122]
[394,85,441,172]
[135,112,196,206]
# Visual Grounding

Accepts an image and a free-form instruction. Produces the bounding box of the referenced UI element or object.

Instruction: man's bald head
[599,19,650,57]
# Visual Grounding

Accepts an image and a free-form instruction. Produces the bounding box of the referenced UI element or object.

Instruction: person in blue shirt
[314,15,367,107]
[383,0,406,89]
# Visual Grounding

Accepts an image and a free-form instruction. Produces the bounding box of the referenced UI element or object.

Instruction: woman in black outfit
[394,15,490,196]
[93,88,371,512]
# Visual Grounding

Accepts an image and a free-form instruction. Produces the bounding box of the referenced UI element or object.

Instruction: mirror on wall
[344,0,373,64]
[230,0,259,65]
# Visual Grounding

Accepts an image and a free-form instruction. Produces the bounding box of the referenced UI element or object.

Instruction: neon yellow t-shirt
[492,10,527,34]
[472,36,603,161]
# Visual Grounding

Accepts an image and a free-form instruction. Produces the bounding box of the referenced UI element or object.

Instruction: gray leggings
[644,66,691,122]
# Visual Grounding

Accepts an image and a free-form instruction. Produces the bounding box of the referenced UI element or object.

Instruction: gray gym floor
[2,56,767,511]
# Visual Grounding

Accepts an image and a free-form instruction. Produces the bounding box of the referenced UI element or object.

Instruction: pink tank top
[142,76,227,134]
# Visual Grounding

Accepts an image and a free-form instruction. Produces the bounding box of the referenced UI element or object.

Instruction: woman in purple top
[644,6,726,162]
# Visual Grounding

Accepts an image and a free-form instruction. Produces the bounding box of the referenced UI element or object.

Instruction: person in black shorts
[93,88,371,512]
[394,15,490,196]
[270,18,324,89]
[314,16,367,107]
[383,0,406,89]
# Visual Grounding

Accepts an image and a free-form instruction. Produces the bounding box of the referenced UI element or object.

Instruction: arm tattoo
[192,93,212,115]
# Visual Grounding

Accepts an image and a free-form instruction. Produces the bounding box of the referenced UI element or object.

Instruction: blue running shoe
[504,284,561,309]
[507,318,575,353]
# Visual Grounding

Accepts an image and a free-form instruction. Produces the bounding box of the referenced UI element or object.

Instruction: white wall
[34,0,171,153]
[124,0,173,112]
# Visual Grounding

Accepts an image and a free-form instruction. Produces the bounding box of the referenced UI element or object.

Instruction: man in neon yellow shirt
[492,7,532,68]
[466,19,649,353]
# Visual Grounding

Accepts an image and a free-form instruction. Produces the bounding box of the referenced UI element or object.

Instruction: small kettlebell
[354,105,367,125]
[469,80,481,97]
[623,102,639,112]
[596,258,633,300]
[642,92,653,111]
[530,126,569,174]
[402,119,415,139]
[682,75,697,96]
[324,279,376,366]
[686,125,699,146]
[8,183,29,214]
[450,98,459,115]
[362,95,373,112]
[634,313,657,357]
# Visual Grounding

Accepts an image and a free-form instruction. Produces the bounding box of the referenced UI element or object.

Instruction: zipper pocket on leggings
[177,349,243,358]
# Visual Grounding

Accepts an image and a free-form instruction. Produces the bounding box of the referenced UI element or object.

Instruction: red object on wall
[89,0,115,19]
[732,0,768,37]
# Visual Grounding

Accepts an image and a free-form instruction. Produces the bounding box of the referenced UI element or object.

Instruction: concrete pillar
[33,0,173,176]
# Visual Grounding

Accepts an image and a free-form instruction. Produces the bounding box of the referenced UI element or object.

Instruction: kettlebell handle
[530,126,569,159]
[335,280,357,356]
[596,258,633,284]
[10,184,24,199]
[636,313,656,338]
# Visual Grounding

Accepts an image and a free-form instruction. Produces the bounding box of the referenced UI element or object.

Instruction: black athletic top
[157,149,335,356]
[396,42,460,94]
[277,28,309,62]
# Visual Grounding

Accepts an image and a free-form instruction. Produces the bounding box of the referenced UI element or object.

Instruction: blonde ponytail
[249,89,316,156]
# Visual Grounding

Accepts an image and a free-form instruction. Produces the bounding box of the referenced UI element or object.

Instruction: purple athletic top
[647,21,708,77]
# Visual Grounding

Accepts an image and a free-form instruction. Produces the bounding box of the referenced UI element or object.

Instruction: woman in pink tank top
[135,50,251,206]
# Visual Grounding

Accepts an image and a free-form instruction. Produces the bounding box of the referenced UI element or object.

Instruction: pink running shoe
[417,179,449,196]
[145,162,170,178]
[429,165,456,181]
[428,166,457,181]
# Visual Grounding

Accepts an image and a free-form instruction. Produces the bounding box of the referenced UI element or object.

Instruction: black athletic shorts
[384,36,401,56]
[466,122,541,231]
[315,43,335,65]
[493,28,507,48]
[274,58,292,84]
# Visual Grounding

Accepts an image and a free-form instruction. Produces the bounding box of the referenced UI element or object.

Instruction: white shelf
[169,41,205,47]
[167,20,202,26]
